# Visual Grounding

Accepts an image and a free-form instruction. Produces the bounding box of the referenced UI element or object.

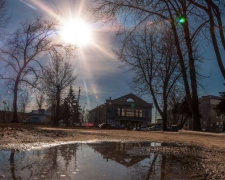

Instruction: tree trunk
[168,4,201,131]
[12,80,19,123]
[207,2,225,79]
[162,112,167,131]
[55,89,61,126]
[182,15,201,131]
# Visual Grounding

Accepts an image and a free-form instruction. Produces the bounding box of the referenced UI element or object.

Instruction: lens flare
[178,17,185,24]
[60,18,92,47]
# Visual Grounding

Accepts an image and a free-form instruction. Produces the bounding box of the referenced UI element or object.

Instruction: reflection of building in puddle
[88,142,150,167]
[150,142,161,147]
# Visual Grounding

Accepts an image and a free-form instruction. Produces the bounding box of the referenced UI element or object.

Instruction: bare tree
[41,51,77,126]
[0,0,8,38]
[35,92,45,110]
[0,17,69,123]
[92,0,204,130]
[18,90,30,122]
[117,24,181,130]
[188,0,225,79]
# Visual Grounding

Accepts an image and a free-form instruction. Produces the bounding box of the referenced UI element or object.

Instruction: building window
[139,110,143,117]
[135,110,139,117]
[127,98,134,103]
[122,109,125,116]
[117,108,120,116]
[126,109,134,117]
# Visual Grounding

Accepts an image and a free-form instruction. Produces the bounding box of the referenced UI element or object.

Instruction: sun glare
[60,18,92,47]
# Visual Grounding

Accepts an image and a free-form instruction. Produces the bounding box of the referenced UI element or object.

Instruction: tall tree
[61,86,80,126]
[18,90,30,122]
[117,25,181,131]
[188,0,225,79]
[35,92,45,110]
[41,52,77,126]
[0,0,8,38]
[0,17,62,123]
[92,0,203,130]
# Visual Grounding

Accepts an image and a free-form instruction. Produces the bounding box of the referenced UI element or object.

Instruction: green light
[131,103,135,109]
[178,17,185,24]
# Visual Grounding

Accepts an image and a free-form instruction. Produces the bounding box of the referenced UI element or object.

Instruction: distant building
[170,95,224,131]
[199,95,223,131]
[89,93,153,126]
[156,119,163,125]
[26,109,50,124]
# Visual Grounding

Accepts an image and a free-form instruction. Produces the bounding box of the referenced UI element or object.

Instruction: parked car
[111,124,120,129]
[149,125,162,131]
[167,125,178,131]
[133,125,149,131]
[98,123,113,129]
[120,124,127,130]
[140,126,149,131]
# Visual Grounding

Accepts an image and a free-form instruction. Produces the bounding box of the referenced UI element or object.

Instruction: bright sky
[4,0,133,111]
[2,0,225,114]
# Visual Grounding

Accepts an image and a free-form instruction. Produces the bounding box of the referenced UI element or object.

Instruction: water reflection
[0,142,200,180]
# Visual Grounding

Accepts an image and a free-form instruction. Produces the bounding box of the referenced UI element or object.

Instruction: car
[140,126,149,131]
[133,125,149,131]
[149,125,162,131]
[111,124,120,129]
[98,123,113,129]
[167,125,178,131]
[120,124,126,129]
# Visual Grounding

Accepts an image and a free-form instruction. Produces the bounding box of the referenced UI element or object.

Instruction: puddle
[0,142,202,179]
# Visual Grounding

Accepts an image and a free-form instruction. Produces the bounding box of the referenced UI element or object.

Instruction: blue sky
[2,0,225,114]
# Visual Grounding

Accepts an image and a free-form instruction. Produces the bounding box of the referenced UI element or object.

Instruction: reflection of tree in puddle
[10,151,16,180]
[0,142,202,179]
[0,144,79,179]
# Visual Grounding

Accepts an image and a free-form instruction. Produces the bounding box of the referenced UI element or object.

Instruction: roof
[109,93,152,107]
[200,95,222,100]
[89,93,152,112]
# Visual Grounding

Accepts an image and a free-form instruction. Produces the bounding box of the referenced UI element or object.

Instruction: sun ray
[29,0,63,22]
[90,42,116,60]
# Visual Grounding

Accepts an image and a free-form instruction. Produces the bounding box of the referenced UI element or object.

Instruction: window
[117,108,120,116]
[122,109,125,116]
[139,110,143,117]
[135,110,139,117]
[126,98,134,103]
[126,109,134,117]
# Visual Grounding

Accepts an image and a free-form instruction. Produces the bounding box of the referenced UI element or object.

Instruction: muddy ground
[1,123,225,179]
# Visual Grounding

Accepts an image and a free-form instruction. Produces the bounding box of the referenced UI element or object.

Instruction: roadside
[1,123,225,151]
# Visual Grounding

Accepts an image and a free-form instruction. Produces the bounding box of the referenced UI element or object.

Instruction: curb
[178,130,225,136]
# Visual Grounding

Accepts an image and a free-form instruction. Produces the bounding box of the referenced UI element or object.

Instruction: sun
[60,18,92,47]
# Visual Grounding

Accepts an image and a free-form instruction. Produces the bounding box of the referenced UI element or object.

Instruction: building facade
[199,95,224,131]
[168,95,224,131]
[89,93,153,126]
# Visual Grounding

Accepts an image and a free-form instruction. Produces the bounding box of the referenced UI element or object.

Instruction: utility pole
[81,103,86,125]
[77,87,81,105]
[77,87,81,125]
[3,101,6,122]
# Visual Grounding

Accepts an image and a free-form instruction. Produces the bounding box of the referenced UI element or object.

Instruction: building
[168,95,224,131]
[26,109,51,124]
[89,93,153,126]
[199,95,223,131]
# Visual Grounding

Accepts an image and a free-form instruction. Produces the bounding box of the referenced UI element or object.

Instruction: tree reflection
[9,151,16,180]
[146,153,158,180]
[0,143,201,179]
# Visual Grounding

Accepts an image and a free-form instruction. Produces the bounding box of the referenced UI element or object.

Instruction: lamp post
[3,101,6,122]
